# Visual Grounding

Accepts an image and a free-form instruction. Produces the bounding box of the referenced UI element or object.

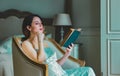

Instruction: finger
[66,48,69,51]
[66,48,72,52]
[67,45,71,49]
[70,43,74,47]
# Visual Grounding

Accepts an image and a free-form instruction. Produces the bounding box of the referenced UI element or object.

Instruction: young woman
[21,14,96,76]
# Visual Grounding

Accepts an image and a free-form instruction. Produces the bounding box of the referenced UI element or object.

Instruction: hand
[37,32,45,42]
[65,43,74,56]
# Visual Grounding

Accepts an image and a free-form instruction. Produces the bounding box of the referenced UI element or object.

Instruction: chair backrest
[12,37,48,76]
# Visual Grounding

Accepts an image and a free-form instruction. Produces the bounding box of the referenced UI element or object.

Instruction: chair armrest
[27,62,48,76]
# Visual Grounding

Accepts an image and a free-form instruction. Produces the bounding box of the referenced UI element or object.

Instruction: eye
[35,22,39,25]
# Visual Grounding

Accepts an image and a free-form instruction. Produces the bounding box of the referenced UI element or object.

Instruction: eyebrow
[33,21,42,23]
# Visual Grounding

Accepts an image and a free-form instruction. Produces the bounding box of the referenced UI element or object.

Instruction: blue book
[60,28,81,47]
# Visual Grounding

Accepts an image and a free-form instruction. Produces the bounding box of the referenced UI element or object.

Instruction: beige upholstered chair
[12,36,85,76]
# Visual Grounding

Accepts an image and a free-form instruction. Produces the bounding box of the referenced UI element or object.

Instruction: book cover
[60,28,81,47]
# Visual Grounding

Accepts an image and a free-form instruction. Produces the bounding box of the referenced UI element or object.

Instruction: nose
[39,23,42,27]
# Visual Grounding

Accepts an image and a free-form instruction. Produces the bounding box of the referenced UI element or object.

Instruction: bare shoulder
[22,40,32,47]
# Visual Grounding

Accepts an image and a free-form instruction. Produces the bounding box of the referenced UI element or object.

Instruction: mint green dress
[44,47,96,76]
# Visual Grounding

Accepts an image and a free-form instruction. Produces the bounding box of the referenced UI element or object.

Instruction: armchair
[12,36,85,76]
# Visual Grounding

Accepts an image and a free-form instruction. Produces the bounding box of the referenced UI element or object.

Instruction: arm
[21,33,46,63]
[57,44,74,65]
[22,41,40,63]
[37,33,46,63]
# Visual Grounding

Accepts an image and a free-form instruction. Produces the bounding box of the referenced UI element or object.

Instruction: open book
[60,28,81,47]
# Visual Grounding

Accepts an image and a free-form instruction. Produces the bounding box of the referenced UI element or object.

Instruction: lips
[40,28,43,30]
[39,28,44,33]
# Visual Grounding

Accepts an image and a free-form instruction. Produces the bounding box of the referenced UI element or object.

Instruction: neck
[29,33,38,42]
[28,34,39,49]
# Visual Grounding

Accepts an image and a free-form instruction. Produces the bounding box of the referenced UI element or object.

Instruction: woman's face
[28,16,44,34]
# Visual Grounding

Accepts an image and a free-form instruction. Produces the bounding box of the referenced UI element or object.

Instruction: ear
[27,26,31,31]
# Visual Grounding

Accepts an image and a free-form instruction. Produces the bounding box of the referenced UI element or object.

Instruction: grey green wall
[0,0,64,18]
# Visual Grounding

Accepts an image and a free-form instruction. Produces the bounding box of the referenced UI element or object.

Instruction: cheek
[31,27,39,32]
[33,27,43,33]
